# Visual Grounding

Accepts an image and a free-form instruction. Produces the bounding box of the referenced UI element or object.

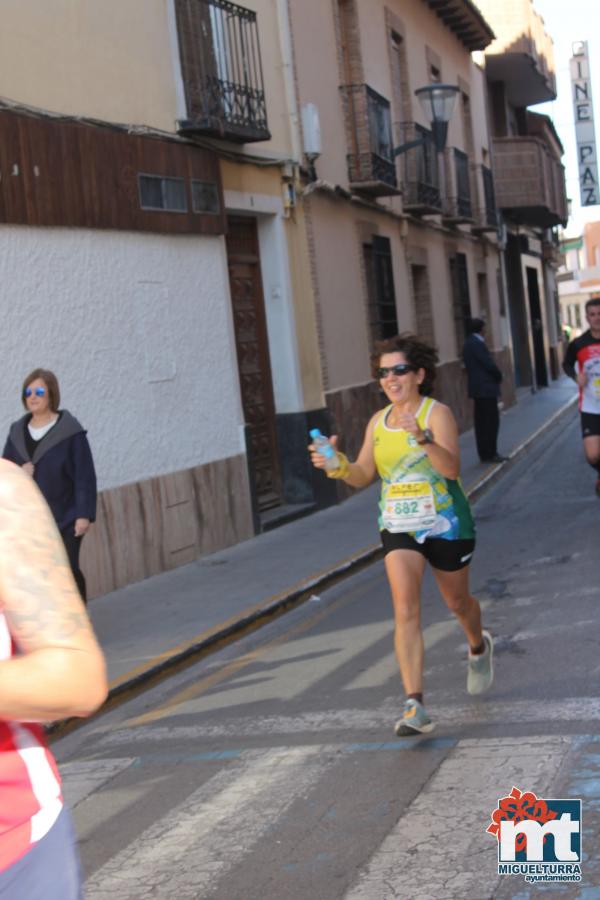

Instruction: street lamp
[393,83,460,157]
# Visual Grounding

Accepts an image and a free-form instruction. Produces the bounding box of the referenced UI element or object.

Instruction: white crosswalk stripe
[96,696,600,745]
[83,745,341,900]
[343,737,571,900]
[344,614,481,690]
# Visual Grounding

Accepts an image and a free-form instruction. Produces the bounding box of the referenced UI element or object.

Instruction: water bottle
[309,428,340,471]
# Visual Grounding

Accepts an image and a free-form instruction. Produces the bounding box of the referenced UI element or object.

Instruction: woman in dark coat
[3,368,97,603]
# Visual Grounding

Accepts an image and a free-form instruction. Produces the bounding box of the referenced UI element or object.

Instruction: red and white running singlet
[563,331,600,414]
[0,611,63,872]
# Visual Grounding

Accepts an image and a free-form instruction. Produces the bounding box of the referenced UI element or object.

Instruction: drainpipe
[275,0,302,164]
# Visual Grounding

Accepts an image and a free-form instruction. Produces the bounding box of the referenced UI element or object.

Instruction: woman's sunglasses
[376,363,417,379]
[24,387,46,398]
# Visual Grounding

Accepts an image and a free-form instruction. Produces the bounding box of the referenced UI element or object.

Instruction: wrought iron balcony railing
[395,122,441,213]
[444,148,473,221]
[340,84,399,196]
[473,163,499,231]
[176,0,270,143]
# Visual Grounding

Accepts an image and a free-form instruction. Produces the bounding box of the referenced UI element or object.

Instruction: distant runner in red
[0,460,107,899]
[563,297,600,496]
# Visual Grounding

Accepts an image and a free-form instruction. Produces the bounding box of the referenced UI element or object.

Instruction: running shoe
[467,629,494,695]
[394,699,435,736]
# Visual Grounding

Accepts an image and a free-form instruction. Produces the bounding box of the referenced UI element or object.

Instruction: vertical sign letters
[571,41,599,207]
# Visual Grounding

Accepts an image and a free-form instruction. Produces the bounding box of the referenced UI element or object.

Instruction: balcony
[443,148,474,223]
[340,85,399,196]
[472,164,499,232]
[395,122,441,213]
[477,0,556,105]
[492,136,568,227]
[423,0,494,52]
[175,0,270,143]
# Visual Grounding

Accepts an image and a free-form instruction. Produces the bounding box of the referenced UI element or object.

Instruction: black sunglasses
[376,363,417,379]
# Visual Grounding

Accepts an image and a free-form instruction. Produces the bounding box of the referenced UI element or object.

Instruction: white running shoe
[394,699,435,736]
[467,630,494,695]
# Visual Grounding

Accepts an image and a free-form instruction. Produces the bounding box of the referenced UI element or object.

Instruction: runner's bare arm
[337,413,378,488]
[0,461,107,721]
[308,413,378,488]
[421,403,462,480]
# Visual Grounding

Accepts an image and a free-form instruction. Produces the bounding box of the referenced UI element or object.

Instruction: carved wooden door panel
[226,216,282,511]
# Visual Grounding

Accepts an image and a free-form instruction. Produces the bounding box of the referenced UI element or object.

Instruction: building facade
[0,1,258,597]
[558,224,600,336]
[477,0,568,387]
[287,0,514,472]
[171,0,331,528]
[0,0,570,598]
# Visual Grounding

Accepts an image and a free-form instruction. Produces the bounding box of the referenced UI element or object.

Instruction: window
[477,272,492,341]
[449,252,472,350]
[411,264,434,345]
[389,32,407,125]
[367,87,393,162]
[139,175,187,212]
[191,180,221,214]
[363,236,398,341]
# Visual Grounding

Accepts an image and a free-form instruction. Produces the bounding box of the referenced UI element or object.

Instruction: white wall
[0,226,244,490]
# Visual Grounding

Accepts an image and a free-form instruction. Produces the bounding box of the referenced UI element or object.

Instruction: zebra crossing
[58,727,595,899]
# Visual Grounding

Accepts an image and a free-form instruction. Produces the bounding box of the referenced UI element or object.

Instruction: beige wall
[290,0,493,192]
[288,1,349,187]
[284,206,325,410]
[221,160,282,198]
[0,0,295,157]
[290,0,504,396]
[405,225,503,360]
[306,194,380,388]
[359,2,482,157]
[0,0,180,130]
[244,0,295,158]
[476,0,556,83]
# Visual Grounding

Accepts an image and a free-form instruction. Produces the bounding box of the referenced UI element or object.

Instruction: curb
[466,393,578,503]
[49,393,578,736]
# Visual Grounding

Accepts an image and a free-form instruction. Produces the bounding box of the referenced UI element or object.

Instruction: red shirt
[0,613,63,872]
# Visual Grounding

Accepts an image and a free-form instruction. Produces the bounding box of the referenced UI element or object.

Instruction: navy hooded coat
[3,411,97,531]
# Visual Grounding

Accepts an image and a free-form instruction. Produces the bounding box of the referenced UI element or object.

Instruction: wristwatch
[416,428,434,445]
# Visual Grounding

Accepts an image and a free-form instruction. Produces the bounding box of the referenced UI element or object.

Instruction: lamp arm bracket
[392,137,426,158]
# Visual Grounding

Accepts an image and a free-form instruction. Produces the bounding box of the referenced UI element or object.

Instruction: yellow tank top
[373,397,474,542]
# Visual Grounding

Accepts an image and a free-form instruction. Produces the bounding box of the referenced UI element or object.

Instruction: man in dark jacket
[463,318,507,464]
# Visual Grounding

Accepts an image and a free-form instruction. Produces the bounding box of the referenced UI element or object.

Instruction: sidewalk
[90,377,578,699]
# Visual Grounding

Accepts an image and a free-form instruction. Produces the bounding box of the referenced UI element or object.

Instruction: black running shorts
[581,412,600,438]
[380,530,475,571]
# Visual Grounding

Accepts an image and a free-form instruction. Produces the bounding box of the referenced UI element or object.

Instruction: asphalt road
[53,408,600,900]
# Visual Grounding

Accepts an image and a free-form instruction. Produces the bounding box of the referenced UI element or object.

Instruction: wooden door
[226,216,282,511]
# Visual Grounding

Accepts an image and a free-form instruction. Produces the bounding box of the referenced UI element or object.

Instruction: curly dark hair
[370,333,439,396]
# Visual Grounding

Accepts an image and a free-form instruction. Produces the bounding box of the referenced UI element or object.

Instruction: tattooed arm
[0,460,108,721]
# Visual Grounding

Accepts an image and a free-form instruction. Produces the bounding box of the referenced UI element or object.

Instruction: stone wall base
[81,453,255,599]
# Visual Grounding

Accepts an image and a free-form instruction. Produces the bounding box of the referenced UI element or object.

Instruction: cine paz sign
[570,40,599,206]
